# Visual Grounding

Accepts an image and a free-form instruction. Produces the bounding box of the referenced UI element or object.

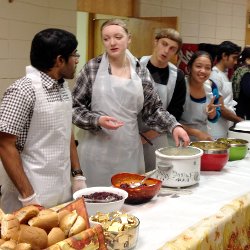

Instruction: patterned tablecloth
[122,152,250,250]
[161,192,250,250]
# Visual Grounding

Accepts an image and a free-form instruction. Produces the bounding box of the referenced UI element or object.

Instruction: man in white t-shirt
[209,41,243,139]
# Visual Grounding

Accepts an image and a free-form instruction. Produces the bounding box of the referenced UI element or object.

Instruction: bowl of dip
[73,186,128,216]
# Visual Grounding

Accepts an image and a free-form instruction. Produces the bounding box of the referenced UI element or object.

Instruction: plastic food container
[90,211,140,250]
[154,146,203,187]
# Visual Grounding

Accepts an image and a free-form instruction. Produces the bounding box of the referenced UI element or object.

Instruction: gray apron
[1,66,72,213]
[180,78,214,142]
[139,56,177,171]
[77,51,144,187]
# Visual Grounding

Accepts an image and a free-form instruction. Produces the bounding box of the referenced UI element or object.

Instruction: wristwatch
[71,169,83,177]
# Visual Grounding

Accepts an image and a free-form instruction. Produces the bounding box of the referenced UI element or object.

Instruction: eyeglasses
[70,52,80,59]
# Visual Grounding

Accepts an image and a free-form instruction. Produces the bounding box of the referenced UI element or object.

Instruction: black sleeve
[167,69,186,121]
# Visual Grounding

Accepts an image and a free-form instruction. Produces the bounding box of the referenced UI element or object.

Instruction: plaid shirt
[0,70,68,152]
[72,54,179,133]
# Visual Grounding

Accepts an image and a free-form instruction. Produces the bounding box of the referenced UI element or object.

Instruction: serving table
[121,153,250,250]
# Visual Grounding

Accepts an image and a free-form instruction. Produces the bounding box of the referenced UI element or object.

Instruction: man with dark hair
[209,41,243,139]
[0,28,87,213]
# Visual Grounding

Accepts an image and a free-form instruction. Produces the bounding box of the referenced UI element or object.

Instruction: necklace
[111,58,129,77]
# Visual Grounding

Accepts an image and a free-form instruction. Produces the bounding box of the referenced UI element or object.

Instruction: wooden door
[88,14,178,60]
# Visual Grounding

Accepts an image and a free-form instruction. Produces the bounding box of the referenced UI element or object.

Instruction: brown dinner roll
[0,240,16,250]
[1,214,20,240]
[68,215,86,237]
[0,209,5,225]
[47,227,65,246]
[0,239,5,246]
[16,225,48,250]
[37,208,55,216]
[14,205,40,224]
[15,243,32,250]
[57,210,70,223]
[28,210,58,232]
[59,210,78,237]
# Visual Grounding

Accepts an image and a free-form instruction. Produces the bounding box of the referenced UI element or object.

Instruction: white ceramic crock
[154,146,203,188]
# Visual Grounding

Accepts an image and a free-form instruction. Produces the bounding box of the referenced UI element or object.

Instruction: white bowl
[73,186,128,216]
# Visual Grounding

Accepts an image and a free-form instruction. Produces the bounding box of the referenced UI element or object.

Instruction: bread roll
[0,240,16,250]
[28,210,58,232]
[1,214,20,240]
[0,239,5,246]
[68,215,86,237]
[37,208,55,216]
[16,225,47,250]
[0,209,5,225]
[15,243,32,250]
[14,205,40,224]
[57,210,70,223]
[59,210,78,237]
[48,227,65,246]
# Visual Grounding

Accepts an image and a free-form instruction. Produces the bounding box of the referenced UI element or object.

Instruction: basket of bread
[0,197,107,250]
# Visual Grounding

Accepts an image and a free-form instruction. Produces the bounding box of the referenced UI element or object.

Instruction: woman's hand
[206,96,221,119]
[98,116,124,130]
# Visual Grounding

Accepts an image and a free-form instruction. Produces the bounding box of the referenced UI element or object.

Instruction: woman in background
[179,51,221,141]
[72,19,189,187]
[232,47,250,119]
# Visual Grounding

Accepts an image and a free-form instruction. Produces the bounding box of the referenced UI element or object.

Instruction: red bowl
[201,153,229,171]
[190,141,230,171]
[111,172,162,204]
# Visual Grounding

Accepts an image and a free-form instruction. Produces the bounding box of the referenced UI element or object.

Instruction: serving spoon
[84,196,116,203]
[129,169,158,188]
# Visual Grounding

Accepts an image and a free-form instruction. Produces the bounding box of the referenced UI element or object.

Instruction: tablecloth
[121,153,250,250]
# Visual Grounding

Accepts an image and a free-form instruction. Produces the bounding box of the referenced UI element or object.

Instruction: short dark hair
[30,28,78,72]
[216,41,241,62]
[238,46,250,64]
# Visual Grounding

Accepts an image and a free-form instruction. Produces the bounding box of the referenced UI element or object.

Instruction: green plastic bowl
[217,138,248,161]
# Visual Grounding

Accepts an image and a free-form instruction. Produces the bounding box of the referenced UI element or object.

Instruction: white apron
[77,52,144,187]
[139,56,177,171]
[1,66,72,213]
[209,69,237,139]
[180,79,214,142]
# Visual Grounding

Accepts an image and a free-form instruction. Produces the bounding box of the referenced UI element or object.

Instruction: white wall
[0,0,249,100]
[0,0,77,99]
[138,0,247,46]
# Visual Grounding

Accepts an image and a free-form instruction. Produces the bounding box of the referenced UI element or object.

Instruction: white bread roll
[1,214,20,240]
[15,243,32,250]
[0,239,5,246]
[0,240,16,250]
[28,210,58,232]
[14,205,39,224]
[57,210,70,223]
[0,209,5,225]
[68,215,86,237]
[37,208,55,216]
[16,224,48,250]
[59,210,78,237]
[47,227,65,246]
